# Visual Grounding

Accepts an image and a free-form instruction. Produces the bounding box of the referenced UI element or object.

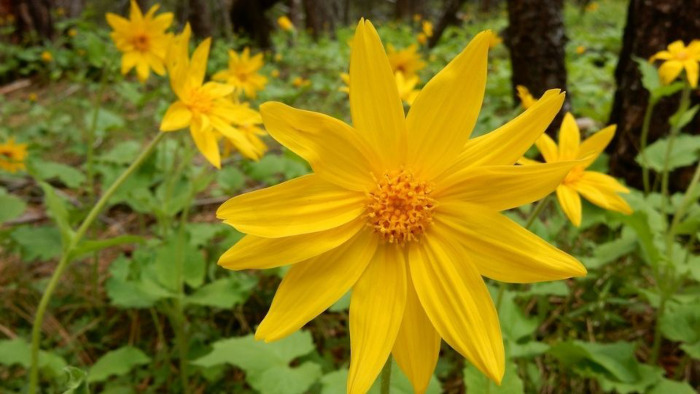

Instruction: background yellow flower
[0,138,28,173]
[212,48,268,99]
[650,40,700,87]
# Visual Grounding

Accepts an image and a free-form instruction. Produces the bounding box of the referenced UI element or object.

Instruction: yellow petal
[684,60,698,88]
[576,172,632,214]
[121,52,139,75]
[256,228,378,342]
[216,174,366,237]
[129,0,143,22]
[406,31,491,179]
[436,202,587,282]
[535,133,559,163]
[578,125,615,168]
[667,40,685,55]
[658,60,683,85]
[349,19,406,169]
[436,161,576,211]
[105,13,129,31]
[160,102,192,131]
[260,102,379,191]
[218,218,365,270]
[392,279,440,394]
[447,89,564,172]
[136,58,150,82]
[649,51,672,62]
[558,112,580,160]
[347,245,407,394]
[202,82,235,97]
[147,53,166,76]
[408,233,504,384]
[556,184,582,226]
[190,117,220,168]
[190,38,211,87]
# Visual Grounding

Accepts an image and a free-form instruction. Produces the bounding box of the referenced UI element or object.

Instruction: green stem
[660,85,691,216]
[639,98,656,195]
[380,355,393,394]
[28,132,166,393]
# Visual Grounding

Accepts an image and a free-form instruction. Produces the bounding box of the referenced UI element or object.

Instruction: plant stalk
[380,355,393,394]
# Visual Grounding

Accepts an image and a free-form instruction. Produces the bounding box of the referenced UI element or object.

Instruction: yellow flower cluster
[0,138,28,173]
[650,40,700,88]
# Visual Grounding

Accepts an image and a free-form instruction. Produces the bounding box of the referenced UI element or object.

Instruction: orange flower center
[185,88,214,114]
[131,33,150,52]
[676,50,688,61]
[366,169,435,244]
[563,165,585,185]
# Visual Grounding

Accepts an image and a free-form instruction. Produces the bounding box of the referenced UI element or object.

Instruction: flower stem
[660,85,691,216]
[28,132,166,394]
[380,355,393,394]
[639,98,656,195]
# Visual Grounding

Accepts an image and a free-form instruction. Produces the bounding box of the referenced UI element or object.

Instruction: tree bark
[428,0,467,48]
[187,0,213,38]
[229,0,280,49]
[608,0,700,189]
[16,0,54,41]
[302,0,341,40]
[395,0,424,20]
[505,0,569,134]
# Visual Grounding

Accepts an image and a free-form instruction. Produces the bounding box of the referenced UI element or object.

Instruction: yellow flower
[212,47,268,99]
[412,13,422,22]
[292,76,311,87]
[106,0,173,83]
[387,44,426,79]
[585,1,599,12]
[422,21,433,37]
[270,69,280,78]
[41,51,53,63]
[394,71,420,105]
[489,32,503,48]
[277,15,294,31]
[523,113,632,226]
[650,40,700,88]
[28,93,38,102]
[516,85,536,109]
[0,138,28,173]
[161,26,263,167]
[56,7,65,16]
[417,33,427,45]
[68,28,77,37]
[221,104,268,160]
[576,45,586,54]
[217,20,585,394]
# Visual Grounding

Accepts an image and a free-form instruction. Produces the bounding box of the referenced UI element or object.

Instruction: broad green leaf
[87,346,151,383]
[0,338,67,378]
[549,341,641,383]
[669,104,699,129]
[582,228,637,269]
[10,225,63,262]
[499,292,540,342]
[0,187,26,224]
[599,364,663,394]
[98,141,142,164]
[185,274,257,309]
[217,166,246,194]
[321,361,442,394]
[38,181,75,247]
[187,222,229,248]
[636,134,700,172]
[660,303,700,345]
[647,377,695,394]
[329,291,351,312]
[61,366,90,394]
[463,360,523,394]
[523,281,569,297]
[33,160,86,188]
[71,235,144,259]
[192,331,321,394]
[84,108,124,134]
[634,57,660,93]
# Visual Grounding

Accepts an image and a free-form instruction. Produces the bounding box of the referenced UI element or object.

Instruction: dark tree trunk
[229,0,280,49]
[505,0,569,134]
[16,0,54,42]
[187,0,213,38]
[395,0,424,20]
[302,0,341,40]
[428,0,467,48]
[608,0,700,189]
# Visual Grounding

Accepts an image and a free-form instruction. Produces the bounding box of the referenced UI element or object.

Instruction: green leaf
[523,281,569,297]
[499,292,540,342]
[38,181,74,248]
[0,338,67,378]
[549,341,641,383]
[153,235,206,290]
[634,57,660,93]
[648,378,696,394]
[217,166,246,194]
[660,303,700,345]
[10,225,63,262]
[598,364,664,394]
[98,141,142,165]
[61,366,90,394]
[0,187,26,224]
[33,160,86,188]
[636,134,700,172]
[187,222,228,248]
[463,360,523,394]
[669,104,699,129]
[84,108,125,134]
[88,346,151,383]
[192,331,321,394]
[582,228,637,269]
[71,235,144,259]
[186,274,257,309]
[321,361,442,394]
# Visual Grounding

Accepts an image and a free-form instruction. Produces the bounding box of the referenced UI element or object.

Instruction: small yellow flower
[56,7,65,16]
[161,25,263,167]
[106,0,173,83]
[68,28,77,37]
[77,49,86,56]
[417,33,427,45]
[277,15,294,32]
[387,44,426,79]
[292,76,311,87]
[422,21,433,37]
[212,47,268,99]
[523,113,632,226]
[0,138,28,173]
[217,20,584,394]
[585,1,599,12]
[412,13,422,22]
[270,69,280,78]
[576,45,586,54]
[28,93,38,102]
[222,104,268,160]
[650,40,700,88]
[394,71,420,105]
[274,53,282,62]
[516,85,536,109]
[41,51,53,63]
[6,14,15,24]
[489,32,503,48]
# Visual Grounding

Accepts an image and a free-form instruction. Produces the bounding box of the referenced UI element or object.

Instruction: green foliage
[0,187,26,224]
[87,346,151,383]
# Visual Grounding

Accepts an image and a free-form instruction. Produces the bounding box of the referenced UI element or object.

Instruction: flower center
[132,33,150,52]
[185,88,214,114]
[563,165,585,185]
[366,169,435,244]
[676,50,688,61]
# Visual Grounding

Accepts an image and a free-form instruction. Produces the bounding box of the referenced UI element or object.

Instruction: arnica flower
[0,138,28,173]
[106,0,173,83]
[417,33,427,46]
[521,113,632,226]
[68,28,77,37]
[576,45,586,55]
[221,104,268,161]
[161,26,263,167]
[585,1,599,12]
[422,21,433,37]
[212,47,268,99]
[217,20,586,394]
[339,72,351,93]
[292,76,311,87]
[517,85,536,110]
[649,40,700,88]
[277,15,294,32]
[41,51,53,63]
[387,44,426,79]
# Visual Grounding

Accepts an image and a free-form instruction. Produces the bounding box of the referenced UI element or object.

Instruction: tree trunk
[608,0,700,189]
[16,0,54,42]
[229,0,280,49]
[505,0,569,134]
[428,0,467,48]
[302,0,341,40]
[395,0,424,20]
[188,0,213,38]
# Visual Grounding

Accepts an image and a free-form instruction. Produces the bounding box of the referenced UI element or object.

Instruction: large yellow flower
[650,40,700,88]
[217,20,586,394]
[387,44,426,79]
[523,113,632,226]
[0,138,27,173]
[160,26,264,167]
[212,47,268,99]
[106,0,173,83]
